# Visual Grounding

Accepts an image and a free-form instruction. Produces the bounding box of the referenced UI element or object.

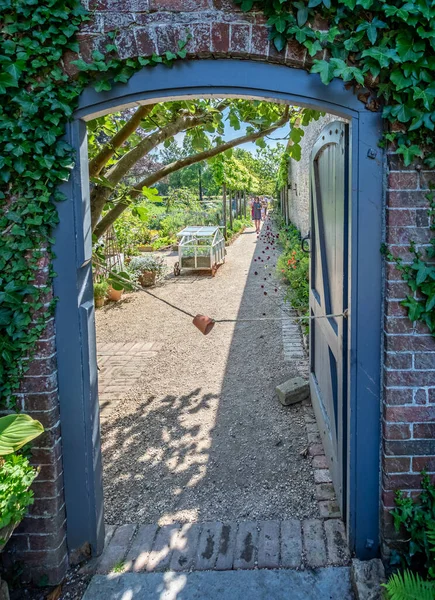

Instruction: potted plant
[106,269,131,301]
[0,414,44,551]
[93,280,109,308]
[128,255,166,287]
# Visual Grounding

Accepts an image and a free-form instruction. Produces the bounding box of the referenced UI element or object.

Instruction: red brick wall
[10,0,435,583]
[3,252,67,585]
[383,154,435,554]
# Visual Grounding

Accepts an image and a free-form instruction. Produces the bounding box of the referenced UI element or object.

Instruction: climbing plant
[384,188,435,334]
[236,0,435,166]
[236,0,435,335]
[0,0,189,406]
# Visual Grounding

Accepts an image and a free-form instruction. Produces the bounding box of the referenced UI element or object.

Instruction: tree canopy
[87,98,318,239]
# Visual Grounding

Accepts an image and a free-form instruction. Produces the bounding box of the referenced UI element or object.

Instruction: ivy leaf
[413,87,435,111]
[396,32,425,62]
[273,33,287,52]
[361,47,399,68]
[401,297,424,322]
[390,69,412,91]
[391,103,413,123]
[0,72,19,92]
[396,144,423,166]
[293,2,309,27]
[310,60,335,85]
[94,80,112,92]
[356,18,387,45]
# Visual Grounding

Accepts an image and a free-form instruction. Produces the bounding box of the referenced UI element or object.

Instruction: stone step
[82,567,355,600]
[80,518,350,576]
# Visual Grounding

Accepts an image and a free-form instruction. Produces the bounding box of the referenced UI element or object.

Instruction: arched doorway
[53,59,383,561]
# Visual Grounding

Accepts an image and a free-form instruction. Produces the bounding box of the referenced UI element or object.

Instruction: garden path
[95,220,334,529]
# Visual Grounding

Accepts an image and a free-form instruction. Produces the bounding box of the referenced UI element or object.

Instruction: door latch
[301,232,310,253]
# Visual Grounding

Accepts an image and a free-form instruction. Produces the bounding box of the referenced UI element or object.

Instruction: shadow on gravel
[100,222,317,525]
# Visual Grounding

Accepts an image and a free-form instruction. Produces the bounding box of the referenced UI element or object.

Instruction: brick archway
[12,2,435,585]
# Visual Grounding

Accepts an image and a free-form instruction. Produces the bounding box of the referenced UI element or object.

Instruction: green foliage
[0,414,43,456]
[234,0,435,167]
[93,280,109,300]
[277,109,324,188]
[384,189,435,336]
[227,215,252,240]
[113,207,153,255]
[0,0,186,406]
[0,453,38,530]
[383,569,435,600]
[275,214,309,320]
[128,255,166,276]
[390,471,435,579]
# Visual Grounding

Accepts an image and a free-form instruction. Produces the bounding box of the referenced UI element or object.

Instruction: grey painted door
[309,122,349,514]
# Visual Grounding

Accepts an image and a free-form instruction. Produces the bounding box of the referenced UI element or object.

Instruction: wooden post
[222,183,227,240]
[229,189,233,232]
[243,190,247,218]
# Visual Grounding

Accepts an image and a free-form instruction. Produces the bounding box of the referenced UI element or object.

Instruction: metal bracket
[367,148,377,159]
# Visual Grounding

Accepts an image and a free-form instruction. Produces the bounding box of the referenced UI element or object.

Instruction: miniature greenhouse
[174,226,226,276]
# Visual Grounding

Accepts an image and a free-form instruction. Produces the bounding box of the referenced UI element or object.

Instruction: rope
[94,258,348,324]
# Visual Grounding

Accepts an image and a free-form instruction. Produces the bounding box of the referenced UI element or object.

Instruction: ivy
[385,188,435,334]
[0,0,188,407]
[235,0,435,165]
[236,0,435,335]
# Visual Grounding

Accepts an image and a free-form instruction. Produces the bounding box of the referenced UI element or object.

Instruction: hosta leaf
[0,415,44,456]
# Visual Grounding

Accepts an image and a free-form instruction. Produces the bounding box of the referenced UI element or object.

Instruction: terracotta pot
[192,314,215,335]
[107,286,123,301]
[94,296,105,308]
[138,270,157,288]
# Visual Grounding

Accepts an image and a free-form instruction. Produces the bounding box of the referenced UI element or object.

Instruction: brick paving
[81,517,350,576]
[97,341,161,419]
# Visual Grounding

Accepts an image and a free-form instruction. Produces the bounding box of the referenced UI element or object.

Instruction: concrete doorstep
[82,567,354,600]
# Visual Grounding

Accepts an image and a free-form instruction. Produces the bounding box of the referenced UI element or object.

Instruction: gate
[309,122,349,515]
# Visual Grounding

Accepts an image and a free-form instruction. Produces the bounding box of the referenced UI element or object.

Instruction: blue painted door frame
[53,59,384,560]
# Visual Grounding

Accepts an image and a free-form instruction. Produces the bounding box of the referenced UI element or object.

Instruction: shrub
[112,207,152,255]
[275,217,309,317]
[93,280,109,300]
[0,453,38,531]
[128,255,166,276]
[383,471,435,600]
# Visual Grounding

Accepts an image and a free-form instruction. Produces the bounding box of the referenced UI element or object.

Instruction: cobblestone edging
[81,517,350,576]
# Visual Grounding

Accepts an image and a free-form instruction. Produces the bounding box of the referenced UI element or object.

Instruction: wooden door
[309,121,349,514]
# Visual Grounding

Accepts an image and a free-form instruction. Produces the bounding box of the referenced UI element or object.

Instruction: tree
[88,99,296,240]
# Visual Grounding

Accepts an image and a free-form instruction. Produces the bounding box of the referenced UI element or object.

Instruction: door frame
[52,59,384,560]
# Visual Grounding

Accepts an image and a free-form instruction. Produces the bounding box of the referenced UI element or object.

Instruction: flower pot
[107,286,123,301]
[192,314,215,335]
[0,522,18,553]
[94,296,105,308]
[138,270,157,287]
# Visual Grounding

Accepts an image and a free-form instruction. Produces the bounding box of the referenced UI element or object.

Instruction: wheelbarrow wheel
[173,262,181,276]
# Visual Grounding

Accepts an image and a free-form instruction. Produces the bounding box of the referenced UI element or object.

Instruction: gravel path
[95,219,319,526]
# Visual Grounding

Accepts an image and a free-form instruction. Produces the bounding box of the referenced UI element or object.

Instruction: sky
[158,108,290,154]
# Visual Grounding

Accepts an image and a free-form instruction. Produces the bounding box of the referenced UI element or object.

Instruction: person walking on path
[252,196,262,234]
